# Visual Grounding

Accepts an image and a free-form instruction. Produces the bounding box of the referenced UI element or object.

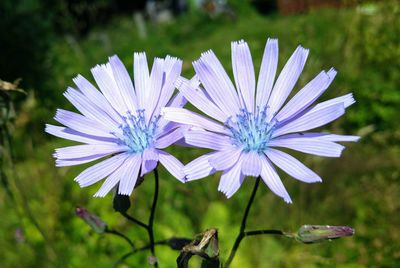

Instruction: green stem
[120,212,148,229]
[105,229,136,250]
[147,168,159,267]
[118,169,159,267]
[244,229,285,237]
[225,176,261,268]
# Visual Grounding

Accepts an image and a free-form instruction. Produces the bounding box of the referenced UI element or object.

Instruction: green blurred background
[1,0,399,267]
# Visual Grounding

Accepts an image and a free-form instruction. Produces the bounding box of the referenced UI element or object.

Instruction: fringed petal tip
[134,51,146,58]
[44,124,54,134]
[218,189,231,199]
[108,54,119,61]
[283,196,293,204]
[231,39,247,47]
[117,189,132,196]
[267,37,278,43]
[199,49,216,61]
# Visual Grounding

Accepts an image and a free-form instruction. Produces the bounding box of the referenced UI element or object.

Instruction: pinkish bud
[76,207,107,234]
[296,225,354,244]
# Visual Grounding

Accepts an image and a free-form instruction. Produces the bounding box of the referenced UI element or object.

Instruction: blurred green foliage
[1,0,399,267]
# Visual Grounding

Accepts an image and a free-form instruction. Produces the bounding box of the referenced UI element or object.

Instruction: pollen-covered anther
[225,106,276,153]
[117,109,159,153]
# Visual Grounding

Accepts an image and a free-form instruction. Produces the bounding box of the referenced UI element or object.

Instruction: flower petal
[266,148,321,183]
[199,51,240,111]
[54,109,115,138]
[134,52,150,108]
[73,74,122,123]
[184,129,232,150]
[91,63,128,115]
[193,57,239,116]
[208,147,242,170]
[269,137,345,157]
[314,93,355,110]
[74,153,130,187]
[158,150,185,182]
[167,91,187,108]
[45,124,117,144]
[272,102,345,138]
[155,127,184,149]
[144,57,164,121]
[155,56,183,114]
[161,107,229,134]
[184,154,216,181]
[267,46,309,121]
[55,144,128,160]
[176,76,227,122]
[231,40,256,112]
[63,87,121,132]
[55,154,110,167]
[93,170,121,198]
[218,158,245,198]
[277,132,360,142]
[156,91,188,134]
[241,152,262,177]
[118,154,142,195]
[256,38,279,108]
[275,69,333,123]
[259,154,292,203]
[109,55,138,111]
[140,148,159,176]
[94,154,140,197]
[218,155,244,198]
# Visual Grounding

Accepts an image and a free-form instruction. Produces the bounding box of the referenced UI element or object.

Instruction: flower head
[162,38,359,203]
[46,53,186,197]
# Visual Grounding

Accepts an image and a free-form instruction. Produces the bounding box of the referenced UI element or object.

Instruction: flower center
[225,106,276,153]
[116,110,159,153]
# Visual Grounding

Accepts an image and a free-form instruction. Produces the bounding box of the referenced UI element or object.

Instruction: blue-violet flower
[162,38,359,202]
[46,53,186,197]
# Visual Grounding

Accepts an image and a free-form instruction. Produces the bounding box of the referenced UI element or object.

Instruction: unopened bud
[76,207,107,234]
[296,225,354,244]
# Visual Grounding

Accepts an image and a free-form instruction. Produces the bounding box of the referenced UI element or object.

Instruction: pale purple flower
[46,53,186,197]
[162,38,359,203]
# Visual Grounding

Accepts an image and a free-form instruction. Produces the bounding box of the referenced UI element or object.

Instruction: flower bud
[76,207,107,234]
[296,225,354,244]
